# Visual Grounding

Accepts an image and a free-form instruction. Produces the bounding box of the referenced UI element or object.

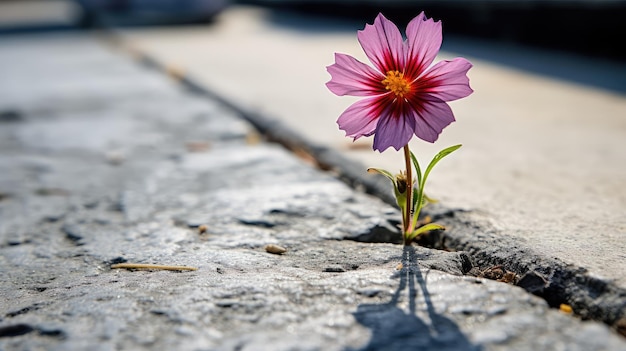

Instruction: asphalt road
[117,5,626,288]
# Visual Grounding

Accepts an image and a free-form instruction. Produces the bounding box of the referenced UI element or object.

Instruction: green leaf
[368,168,406,218]
[409,151,423,187]
[423,144,462,185]
[424,194,438,204]
[367,168,395,183]
[406,223,445,242]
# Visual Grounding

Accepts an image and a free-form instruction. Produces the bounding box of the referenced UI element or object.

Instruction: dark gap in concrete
[62,224,85,246]
[0,324,34,338]
[5,304,41,318]
[0,110,22,122]
[107,256,128,265]
[37,327,66,340]
[348,222,402,244]
[443,220,626,337]
[237,218,277,228]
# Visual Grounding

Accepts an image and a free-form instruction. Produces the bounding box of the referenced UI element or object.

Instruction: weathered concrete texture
[1,34,625,351]
[437,209,626,335]
[116,5,626,293]
[170,40,626,336]
[114,5,626,336]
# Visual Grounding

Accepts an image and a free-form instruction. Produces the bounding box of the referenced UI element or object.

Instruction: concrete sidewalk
[1,33,625,350]
[117,3,626,295]
[122,7,626,287]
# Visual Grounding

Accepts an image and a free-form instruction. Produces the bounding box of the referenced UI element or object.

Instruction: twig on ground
[111,263,198,271]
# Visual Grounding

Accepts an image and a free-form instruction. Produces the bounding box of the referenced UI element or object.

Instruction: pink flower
[326,13,473,152]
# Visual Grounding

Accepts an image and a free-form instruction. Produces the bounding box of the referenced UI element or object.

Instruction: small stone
[105,150,125,165]
[198,224,208,234]
[559,304,573,314]
[516,271,548,293]
[246,131,262,145]
[185,141,210,152]
[264,244,286,255]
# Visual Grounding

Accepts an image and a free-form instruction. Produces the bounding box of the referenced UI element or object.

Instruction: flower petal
[410,99,456,143]
[326,53,385,96]
[420,57,473,101]
[373,104,416,152]
[405,12,442,80]
[357,13,405,74]
[337,96,387,139]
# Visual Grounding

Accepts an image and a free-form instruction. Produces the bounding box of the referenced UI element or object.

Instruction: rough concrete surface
[113,4,626,334]
[116,5,626,292]
[1,34,625,350]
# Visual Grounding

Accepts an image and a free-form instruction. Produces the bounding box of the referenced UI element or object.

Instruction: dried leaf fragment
[111,263,197,271]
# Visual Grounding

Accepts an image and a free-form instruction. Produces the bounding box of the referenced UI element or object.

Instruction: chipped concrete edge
[105,35,626,337]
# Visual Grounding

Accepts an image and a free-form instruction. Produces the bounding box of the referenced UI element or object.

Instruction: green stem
[411,198,423,235]
[411,180,424,234]
[403,145,413,245]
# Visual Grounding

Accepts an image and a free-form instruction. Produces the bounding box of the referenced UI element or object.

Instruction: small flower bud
[395,172,408,194]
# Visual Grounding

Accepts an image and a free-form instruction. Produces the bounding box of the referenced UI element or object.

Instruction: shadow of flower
[350,246,481,351]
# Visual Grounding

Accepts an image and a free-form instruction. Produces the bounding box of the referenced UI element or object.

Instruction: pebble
[105,151,125,165]
[264,244,286,255]
[185,141,211,152]
[559,304,573,314]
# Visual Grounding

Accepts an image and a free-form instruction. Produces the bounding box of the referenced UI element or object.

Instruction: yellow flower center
[382,70,411,97]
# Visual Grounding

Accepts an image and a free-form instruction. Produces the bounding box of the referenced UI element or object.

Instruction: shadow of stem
[350,245,481,351]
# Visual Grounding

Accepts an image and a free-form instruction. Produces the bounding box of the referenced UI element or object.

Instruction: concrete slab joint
[0,33,624,351]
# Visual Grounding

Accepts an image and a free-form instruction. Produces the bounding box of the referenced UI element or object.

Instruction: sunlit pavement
[115,5,626,287]
[0,1,624,289]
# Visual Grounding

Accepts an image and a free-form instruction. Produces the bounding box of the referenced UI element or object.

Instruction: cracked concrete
[116,4,626,290]
[109,4,626,337]
[1,33,625,350]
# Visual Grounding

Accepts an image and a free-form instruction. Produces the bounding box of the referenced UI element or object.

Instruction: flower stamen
[382,70,411,97]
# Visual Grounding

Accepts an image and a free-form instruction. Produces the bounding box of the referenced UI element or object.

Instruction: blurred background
[1,0,624,93]
[1,0,625,60]
[1,0,625,284]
